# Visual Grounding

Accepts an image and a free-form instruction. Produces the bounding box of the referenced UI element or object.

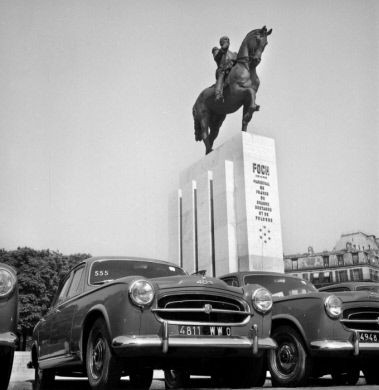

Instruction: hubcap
[277,342,298,374]
[90,337,106,379]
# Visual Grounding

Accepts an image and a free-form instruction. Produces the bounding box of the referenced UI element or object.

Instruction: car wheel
[0,347,14,390]
[33,365,55,390]
[268,325,311,387]
[130,368,153,389]
[86,318,120,390]
[363,366,379,385]
[332,368,360,385]
[237,356,267,388]
[164,369,190,389]
[213,357,266,389]
[250,356,267,387]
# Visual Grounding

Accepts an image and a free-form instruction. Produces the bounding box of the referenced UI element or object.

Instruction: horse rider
[212,36,237,101]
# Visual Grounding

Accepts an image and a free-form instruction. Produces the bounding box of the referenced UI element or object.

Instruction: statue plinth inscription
[169,132,284,276]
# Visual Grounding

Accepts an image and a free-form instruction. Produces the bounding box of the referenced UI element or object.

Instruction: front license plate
[178,325,232,336]
[359,332,379,343]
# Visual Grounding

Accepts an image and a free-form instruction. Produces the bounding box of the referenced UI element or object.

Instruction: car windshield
[356,286,379,293]
[244,275,317,297]
[89,259,186,284]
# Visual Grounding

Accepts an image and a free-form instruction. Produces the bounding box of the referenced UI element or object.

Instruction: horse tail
[192,104,202,142]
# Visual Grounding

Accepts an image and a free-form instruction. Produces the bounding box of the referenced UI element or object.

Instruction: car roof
[220,271,302,280]
[84,256,181,267]
[319,281,379,291]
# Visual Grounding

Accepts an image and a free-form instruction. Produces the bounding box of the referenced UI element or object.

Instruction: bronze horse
[193,26,272,154]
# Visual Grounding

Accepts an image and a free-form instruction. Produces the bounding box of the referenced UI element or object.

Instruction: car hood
[332,290,379,304]
[272,290,379,304]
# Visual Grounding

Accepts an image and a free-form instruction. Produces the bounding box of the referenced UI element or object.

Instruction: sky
[0,0,378,261]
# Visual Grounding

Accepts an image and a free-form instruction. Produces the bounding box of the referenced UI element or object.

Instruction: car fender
[79,303,112,361]
[271,313,310,352]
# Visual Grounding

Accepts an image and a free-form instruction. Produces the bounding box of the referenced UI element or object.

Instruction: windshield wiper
[92,279,114,285]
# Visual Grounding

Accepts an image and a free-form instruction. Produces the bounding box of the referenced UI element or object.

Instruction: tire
[268,325,311,387]
[332,368,360,385]
[0,347,14,390]
[250,356,267,387]
[363,366,379,385]
[212,357,266,389]
[164,370,190,389]
[238,356,267,388]
[33,365,55,390]
[130,368,153,389]
[86,318,121,390]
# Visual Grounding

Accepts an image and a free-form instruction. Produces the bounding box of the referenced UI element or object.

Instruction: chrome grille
[341,307,379,331]
[153,293,250,325]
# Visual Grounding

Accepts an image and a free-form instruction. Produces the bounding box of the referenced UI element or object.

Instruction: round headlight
[0,268,15,297]
[129,280,155,307]
[252,287,273,313]
[324,295,342,319]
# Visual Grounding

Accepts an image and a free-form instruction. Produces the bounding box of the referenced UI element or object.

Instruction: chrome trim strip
[341,319,379,324]
[311,336,379,355]
[153,308,250,315]
[0,332,17,347]
[340,328,379,333]
[112,335,276,350]
[258,337,277,350]
[310,340,354,350]
[347,311,379,319]
[38,354,76,370]
[164,299,241,311]
[356,343,379,349]
[152,317,252,327]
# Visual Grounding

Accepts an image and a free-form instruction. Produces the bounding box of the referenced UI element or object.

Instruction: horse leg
[209,114,226,149]
[200,115,212,154]
[241,89,259,132]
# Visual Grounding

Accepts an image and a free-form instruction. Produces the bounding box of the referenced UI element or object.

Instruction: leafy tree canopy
[0,247,91,333]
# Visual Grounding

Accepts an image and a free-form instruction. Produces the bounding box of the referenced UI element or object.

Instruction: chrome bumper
[112,322,276,355]
[0,331,17,348]
[310,331,379,356]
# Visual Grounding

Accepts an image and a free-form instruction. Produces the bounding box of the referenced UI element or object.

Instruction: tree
[0,247,91,350]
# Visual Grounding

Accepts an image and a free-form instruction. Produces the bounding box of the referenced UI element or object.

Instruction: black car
[220,271,379,386]
[319,281,379,293]
[0,263,18,390]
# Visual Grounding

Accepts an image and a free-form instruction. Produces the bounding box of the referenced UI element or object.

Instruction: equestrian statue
[193,26,272,154]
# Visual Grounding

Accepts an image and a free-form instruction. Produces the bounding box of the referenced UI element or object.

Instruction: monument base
[169,132,284,276]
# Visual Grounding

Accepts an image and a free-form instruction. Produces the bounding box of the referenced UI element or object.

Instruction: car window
[356,286,379,293]
[222,277,239,287]
[89,259,186,285]
[56,275,73,306]
[66,266,84,299]
[243,275,317,297]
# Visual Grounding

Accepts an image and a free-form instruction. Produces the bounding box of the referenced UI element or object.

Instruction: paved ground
[8,374,373,390]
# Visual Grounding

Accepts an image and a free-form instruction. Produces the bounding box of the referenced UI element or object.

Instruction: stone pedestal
[169,132,284,276]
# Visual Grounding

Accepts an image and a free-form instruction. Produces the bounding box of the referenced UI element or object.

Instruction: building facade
[284,232,379,288]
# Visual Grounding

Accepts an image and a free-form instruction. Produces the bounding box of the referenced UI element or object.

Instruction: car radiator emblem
[196,278,214,285]
[204,304,213,314]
